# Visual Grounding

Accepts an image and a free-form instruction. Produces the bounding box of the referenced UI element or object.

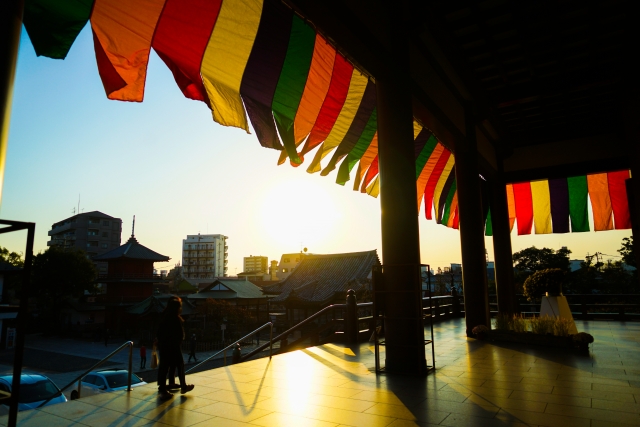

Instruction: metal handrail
[240,303,349,361]
[37,340,134,407]
[185,322,273,374]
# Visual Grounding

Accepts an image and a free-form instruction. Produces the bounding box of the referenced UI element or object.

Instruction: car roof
[0,374,50,385]
[90,370,129,376]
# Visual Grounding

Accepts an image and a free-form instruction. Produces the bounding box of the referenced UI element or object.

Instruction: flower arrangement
[472,325,490,335]
[572,332,594,344]
[530,315,555,335]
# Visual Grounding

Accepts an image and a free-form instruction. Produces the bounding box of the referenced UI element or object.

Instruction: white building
[182,234,228,279]
[275,252,308,281]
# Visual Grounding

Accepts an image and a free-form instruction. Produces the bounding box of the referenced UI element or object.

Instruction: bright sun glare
[259,178,341,250]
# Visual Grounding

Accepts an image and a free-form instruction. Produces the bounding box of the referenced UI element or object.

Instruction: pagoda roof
[93,236,169,262]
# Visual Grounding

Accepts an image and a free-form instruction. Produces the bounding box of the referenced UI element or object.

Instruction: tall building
[243,255,268,274]
[47,211,122,274]
[182,234,228,279]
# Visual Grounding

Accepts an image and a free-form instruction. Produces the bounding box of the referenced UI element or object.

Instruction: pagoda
[93,218,169,331]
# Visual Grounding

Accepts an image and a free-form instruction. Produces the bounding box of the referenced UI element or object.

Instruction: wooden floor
[1,318,639,427]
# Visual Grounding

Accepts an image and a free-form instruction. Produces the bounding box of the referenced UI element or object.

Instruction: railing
[240,302,373,362]
[422,295,462,320]
[186,322,273,373]
[37,341,134,407]
[509,294,640,320]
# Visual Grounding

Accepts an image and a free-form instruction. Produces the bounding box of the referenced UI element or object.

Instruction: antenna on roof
[132,215,136,237]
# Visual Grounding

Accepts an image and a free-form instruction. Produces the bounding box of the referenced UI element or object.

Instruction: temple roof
[189,279,267,300]
[93,236,169,262]
[267,250,380,303]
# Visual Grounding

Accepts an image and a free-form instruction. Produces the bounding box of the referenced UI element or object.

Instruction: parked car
[0,373,67,411]
[70,369,146,400]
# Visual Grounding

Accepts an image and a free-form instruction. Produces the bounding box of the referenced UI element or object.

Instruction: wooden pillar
[490,172,517,314]
[456,104,490,336]
[376,5,426,374]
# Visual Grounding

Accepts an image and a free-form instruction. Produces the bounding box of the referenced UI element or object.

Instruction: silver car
[0,374,67,412]
[70,369,146,400]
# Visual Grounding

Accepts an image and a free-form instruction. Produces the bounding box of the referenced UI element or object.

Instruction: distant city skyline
[0,26,632,275]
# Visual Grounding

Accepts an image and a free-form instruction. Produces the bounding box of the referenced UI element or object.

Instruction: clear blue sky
[0,26,631,274]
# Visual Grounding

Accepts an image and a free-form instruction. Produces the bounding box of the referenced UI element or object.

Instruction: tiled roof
[194,279,267,300]
[270,250,380,304]
[127,294,196,315]
[93,236,170,261]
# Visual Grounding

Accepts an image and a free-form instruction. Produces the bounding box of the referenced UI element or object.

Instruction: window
[102,232,109,237]
[282,268,288,273]
[88,218,101,224]
[284,258,290,263]
[87,229,99,236]
[295,258,299,262]
[87,241,98,247]
[101,243,108,248]
[103,220,110,226]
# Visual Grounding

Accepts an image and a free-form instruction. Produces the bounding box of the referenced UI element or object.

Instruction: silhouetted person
[156,296,194,399]
[139,343,147,369]
[188,334,198,362]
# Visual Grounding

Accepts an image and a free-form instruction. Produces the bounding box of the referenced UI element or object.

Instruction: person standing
[156,296,194,399]
[188,334,198,363]
[139,343,147,369]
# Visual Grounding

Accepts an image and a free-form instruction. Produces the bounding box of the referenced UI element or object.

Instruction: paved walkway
[1,318,639,426]
[0,334,280,400]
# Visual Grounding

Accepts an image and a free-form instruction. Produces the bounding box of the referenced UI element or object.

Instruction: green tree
[31,247,97,332]
[618,236,635,268]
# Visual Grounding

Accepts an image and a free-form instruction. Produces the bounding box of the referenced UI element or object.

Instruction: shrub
[530,315,555,335]
[523,268,565,301]
[553,317,572,337]
[494,314,511,330]
[511,314,528,333]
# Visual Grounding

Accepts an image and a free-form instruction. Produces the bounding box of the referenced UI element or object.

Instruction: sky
[0,26,632,275]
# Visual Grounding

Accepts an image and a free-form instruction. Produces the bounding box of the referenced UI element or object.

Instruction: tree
[618,236,635,268]
[512,246,571,273]
[31,247,97,332]
[0,246,23,267]
[0,246,24,303]
[512,246,571,290]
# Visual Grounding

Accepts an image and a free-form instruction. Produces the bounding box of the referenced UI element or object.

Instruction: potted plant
[472,325,490,340]
[523,268,564,301]
[572,332,594,351]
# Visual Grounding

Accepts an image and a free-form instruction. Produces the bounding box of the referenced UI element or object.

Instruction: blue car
[0,374,67,412]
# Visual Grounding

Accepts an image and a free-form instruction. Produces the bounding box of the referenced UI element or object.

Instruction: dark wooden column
[455,104,490,336]
[376,3,426,375]
[625,96,640,275]
[0,0,23,205]
[490,170,517,314]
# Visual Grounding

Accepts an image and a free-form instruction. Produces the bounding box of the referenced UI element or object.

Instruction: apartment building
[275,252,308,280]
[182,234,228,279]
[243,255,268,274]
[47,211,122,274]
